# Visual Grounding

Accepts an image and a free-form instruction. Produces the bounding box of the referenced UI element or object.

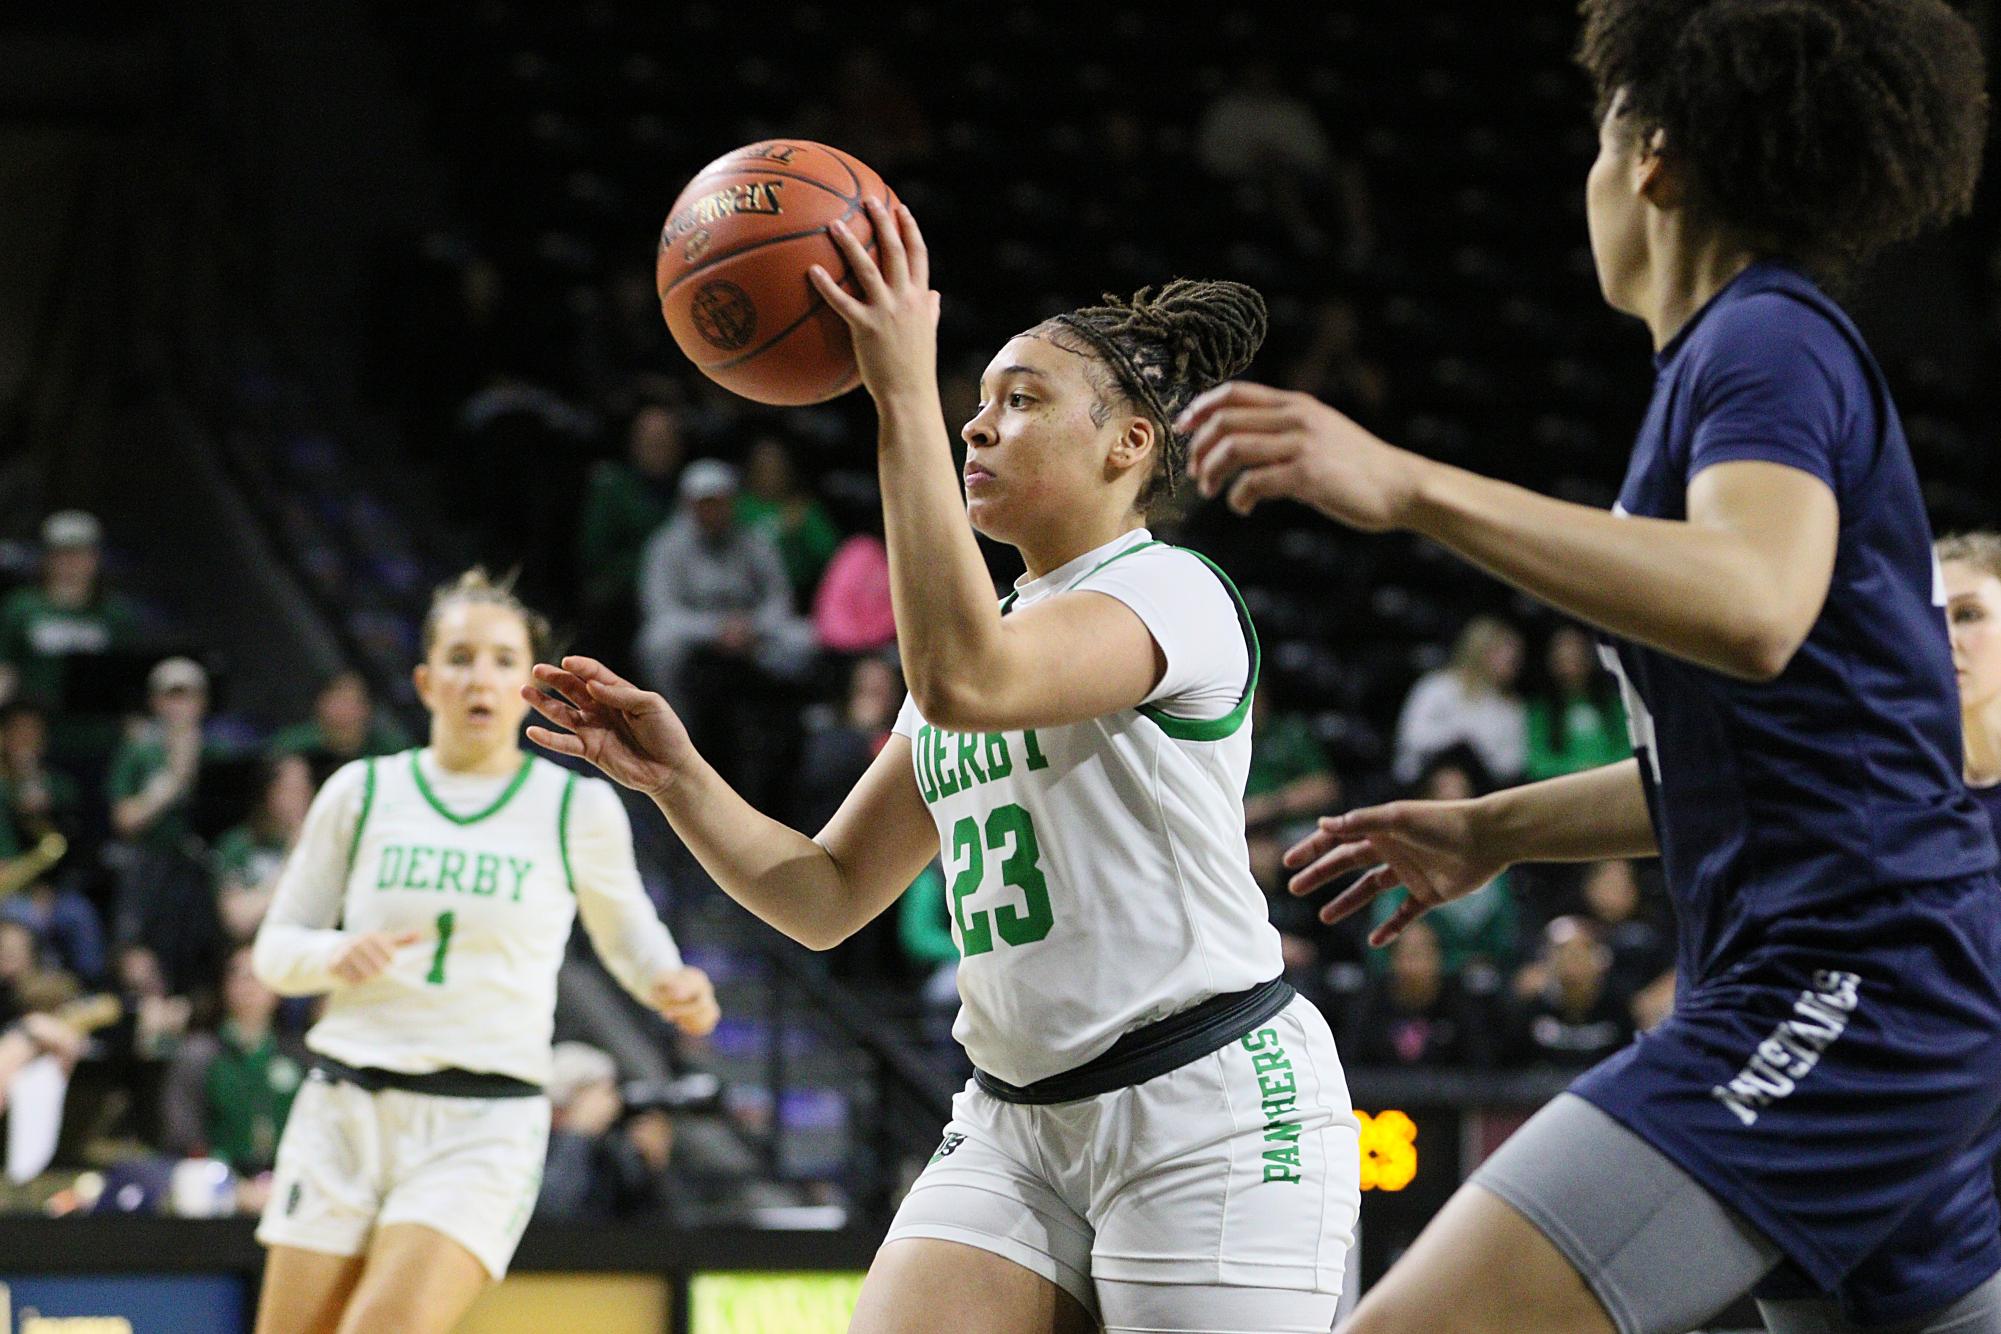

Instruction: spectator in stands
[1245,682,1342,837]
[1510,915,1633,1068]
[636,460,815,806]
[896,864,957,1036]
[1523,623,1629,781]
[1392,615,1526,786]
[812,523,896,656]
[268,670,410,775]
[0,511,141,767]
[211,753,314,944]
[738,433,841,605]
[161,945,306,1188]
[1195,61,1375,267]
[536,1041,686,1224]
[109,657,211,853]
[1370,749,1521,975]
[1,878,106,989]
[1,917,79,1016]
[794,653,902,833]
[0,701,82,853]
[1284,298,1390,425]
[1340,919,1490,1067]
[578,402,686,653]
[1575,858,1669,1004]
[107,658,223,993]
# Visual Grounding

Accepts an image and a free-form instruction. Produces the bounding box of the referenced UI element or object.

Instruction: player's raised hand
[1178,381,1426,527]
[647,965,721,1037]
[523,657,694,798]
[330,928,426,986]
[806,198,940,401]
[1282,799,1509,947]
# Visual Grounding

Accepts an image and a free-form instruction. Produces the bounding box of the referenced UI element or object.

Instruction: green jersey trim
[1133,547,1261,742]
[557,770,579,895]
[999,537,1163,615]
[347,757,377,872]
[409,750,536,826]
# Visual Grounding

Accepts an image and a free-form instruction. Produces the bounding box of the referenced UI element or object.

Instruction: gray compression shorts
[1471,1093,2001,1334]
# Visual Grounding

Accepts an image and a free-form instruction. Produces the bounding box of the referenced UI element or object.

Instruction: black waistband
[974,977,1295,1106]
[311,1055,543,1100]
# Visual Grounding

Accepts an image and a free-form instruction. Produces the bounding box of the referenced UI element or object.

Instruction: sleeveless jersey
[291,750,610,1085]
[893,530,1284,1086]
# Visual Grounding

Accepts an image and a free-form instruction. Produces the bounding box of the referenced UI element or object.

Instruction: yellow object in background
[457,1274,668,1334]
[690,1272,868,1333]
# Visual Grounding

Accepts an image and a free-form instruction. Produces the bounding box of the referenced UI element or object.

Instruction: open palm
[522,656,692,797]
[1281,799,1509,946]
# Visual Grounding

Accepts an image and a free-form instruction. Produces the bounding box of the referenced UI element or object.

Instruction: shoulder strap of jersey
[346,756,378,874]
[1133,547,1261,742]
[557,768,580,895]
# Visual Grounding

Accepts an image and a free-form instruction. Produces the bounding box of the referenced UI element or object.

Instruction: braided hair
[1040,278,1267,516]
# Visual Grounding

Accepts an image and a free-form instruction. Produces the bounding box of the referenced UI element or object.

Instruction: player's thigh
[1349,1093,1781,1334]
[334,1222,491,1334]
[1098,1277,1337,1334]
[1343,1183,1613,1334]
[252,1245,366,1334]
[850,1238,1095,1334]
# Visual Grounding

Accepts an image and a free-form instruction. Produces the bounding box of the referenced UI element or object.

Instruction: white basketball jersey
[893,531,1284,1086]
[301,750,593,1085]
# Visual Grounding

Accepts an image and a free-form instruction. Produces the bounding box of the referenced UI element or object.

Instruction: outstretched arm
[1285,758,1655,946]
[526,657,937,950]
[1180,383,1837,681]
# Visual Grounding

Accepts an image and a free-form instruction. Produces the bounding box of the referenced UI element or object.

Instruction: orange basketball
[657,140,899,406]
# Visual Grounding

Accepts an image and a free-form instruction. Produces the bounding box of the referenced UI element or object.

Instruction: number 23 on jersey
[947,803,1054,958]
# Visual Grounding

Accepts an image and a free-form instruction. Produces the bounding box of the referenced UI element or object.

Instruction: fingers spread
[827,218,887,301]
[1369,895,1431,948]
[1286,838,1379,895]
[1174,379,1293,434]
[897,202,929,288]
[867,198,907,288]
[1318,863,1402,926]
[525,726,586,758]
[522,687,587,732]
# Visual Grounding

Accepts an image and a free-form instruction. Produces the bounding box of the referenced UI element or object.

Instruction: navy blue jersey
[1974,781,2001,854]
[1599,261,1998,986]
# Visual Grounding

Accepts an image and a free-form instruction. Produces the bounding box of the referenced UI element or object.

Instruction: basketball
[657,140,899,407]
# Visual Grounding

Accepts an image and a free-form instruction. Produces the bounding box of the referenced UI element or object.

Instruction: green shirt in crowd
[0,587,140,761]
[266,716,410,764]
[1246,712,1333,801]
[577,460,679,614]
[1524,691,1631,782]
[735,494,841,599]
[211,823,290,892]
[897,864,956,968]
[1370,874,1523,975]
[107,733,203,851]
[203,1022,305,1172]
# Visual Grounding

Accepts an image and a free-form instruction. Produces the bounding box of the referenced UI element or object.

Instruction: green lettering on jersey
[933,727,961,798]
[1240,1028,1305,1184]
[404,846,437,890]
[437,848,469,895]
[506,856,534,903]
[956,730,988,785]
[914,726,940,802]
[472,853,501,897]
[982,732,1012,779]
[376,846,405,890]
[1021,729,1051,771]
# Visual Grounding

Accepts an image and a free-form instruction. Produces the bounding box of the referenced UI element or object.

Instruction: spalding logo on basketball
[657,140,900,406]
[691,280,757,351]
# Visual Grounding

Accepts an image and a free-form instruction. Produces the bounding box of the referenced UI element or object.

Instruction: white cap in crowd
[547,1041,618,1108]
[148,657,209,695]
[678,459,739,502]
[42,510,102,550]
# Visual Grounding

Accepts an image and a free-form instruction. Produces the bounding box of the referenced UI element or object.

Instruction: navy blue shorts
[1573,874,2001,1326]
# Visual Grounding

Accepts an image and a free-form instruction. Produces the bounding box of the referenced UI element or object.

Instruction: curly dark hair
[1040,278,1268,517]
[1576,0,1988,273]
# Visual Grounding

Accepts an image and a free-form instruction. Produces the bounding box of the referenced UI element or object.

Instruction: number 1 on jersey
[427,910,455,985]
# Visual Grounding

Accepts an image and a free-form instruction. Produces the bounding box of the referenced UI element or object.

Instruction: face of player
[413,602,535,756]
[1945,560,2001,718]
[960,333,1151,547]
[1585,93,1653,319]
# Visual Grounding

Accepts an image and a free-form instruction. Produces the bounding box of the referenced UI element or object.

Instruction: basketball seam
[707,235,880,373]
[662,195,867,297]
[687,146,863,199]
[679,163,863,204]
